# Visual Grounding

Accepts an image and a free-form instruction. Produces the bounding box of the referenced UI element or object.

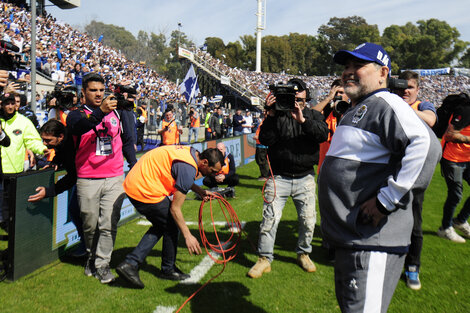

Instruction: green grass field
[1,161,469,313]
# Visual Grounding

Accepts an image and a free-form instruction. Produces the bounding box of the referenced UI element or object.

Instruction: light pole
[31,0,37,113]
[255,0,266,73]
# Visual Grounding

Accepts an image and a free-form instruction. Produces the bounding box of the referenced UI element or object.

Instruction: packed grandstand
[1,2,470,115]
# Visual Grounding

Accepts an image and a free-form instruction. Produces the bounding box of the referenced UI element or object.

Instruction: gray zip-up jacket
[318,89,441,253]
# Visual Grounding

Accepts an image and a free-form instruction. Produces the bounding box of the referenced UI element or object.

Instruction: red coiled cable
[175,193,242,313]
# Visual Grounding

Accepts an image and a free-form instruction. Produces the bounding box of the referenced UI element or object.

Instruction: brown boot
[297,253,316,273]
[247,257,271,278]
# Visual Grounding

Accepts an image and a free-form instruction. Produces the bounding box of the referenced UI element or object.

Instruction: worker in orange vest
[202,142,239,197]
[188,107,200,143]
[116,145,224,288]
[158,109,182,145]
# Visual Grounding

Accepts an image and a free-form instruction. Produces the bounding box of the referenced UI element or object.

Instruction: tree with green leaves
[383,19,468,71]
[318,16,381,74]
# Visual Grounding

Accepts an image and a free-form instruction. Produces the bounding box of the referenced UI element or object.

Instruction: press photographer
[248,78,329,278]
[48,84,79,125]
[111,84,139,150]
[313,79,350,174]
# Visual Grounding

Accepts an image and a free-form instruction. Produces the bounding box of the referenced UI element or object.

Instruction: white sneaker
[453,219,470,238]
[437,227,466,243]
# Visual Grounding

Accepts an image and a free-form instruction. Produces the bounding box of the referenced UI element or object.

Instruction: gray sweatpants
[77,176,125,268]
[334,248,405,313]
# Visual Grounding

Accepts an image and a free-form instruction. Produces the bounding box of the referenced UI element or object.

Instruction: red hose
[175,193,242,313]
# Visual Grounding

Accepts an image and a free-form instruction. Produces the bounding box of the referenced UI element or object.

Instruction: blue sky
[47,0,470,46]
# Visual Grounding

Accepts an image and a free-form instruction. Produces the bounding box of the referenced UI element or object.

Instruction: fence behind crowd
[3,134,255,281]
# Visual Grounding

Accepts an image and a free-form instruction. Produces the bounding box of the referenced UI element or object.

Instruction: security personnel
[159,109,182,145]
[204,109,212,140]
[0,93,47,231]
[116,146,224,288]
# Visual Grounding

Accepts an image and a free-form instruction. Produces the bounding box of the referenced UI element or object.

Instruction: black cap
[288,78,310,100]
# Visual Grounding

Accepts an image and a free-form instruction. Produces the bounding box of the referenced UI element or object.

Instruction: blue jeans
[125,197,179,272]
[188,127,199,143]
[233,130,243,137]
[257,174,316,262]
[441,158,470,229]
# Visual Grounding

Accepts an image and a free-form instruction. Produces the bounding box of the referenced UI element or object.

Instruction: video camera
[0,40,23,72]
[49,83,77,110]
[105,84,137,111]
[388,77,409,90]
[0,41,27,93]
[332,95,351,115]
[268,83,297,111]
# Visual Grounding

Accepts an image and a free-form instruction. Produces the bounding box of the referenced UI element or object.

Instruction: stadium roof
[48,0,80,9]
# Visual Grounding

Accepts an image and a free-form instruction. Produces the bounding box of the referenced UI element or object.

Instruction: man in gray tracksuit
[318,43,441,312]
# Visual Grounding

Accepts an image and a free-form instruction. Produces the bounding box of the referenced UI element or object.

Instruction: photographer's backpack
[432,93,470,138]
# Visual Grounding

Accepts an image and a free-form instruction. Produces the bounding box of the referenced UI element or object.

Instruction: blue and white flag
[178,64,200,102]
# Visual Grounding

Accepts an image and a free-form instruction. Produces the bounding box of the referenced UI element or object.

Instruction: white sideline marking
[153,306,177,313]
[151,221,245,313]
[180,251,220,285]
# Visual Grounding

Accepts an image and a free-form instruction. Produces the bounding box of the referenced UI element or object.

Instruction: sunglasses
[295,98,306,103]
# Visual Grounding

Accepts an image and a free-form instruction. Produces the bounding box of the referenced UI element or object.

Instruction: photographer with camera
[437,93,470,245]
[48,84,79,125]
[313,79,350,173]
[247,78,328,278]
[66,73,137,284]
[392,70,437,290]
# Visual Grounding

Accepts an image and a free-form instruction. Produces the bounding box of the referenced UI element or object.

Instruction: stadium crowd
[2,3,470,312]
[1,2,470,132]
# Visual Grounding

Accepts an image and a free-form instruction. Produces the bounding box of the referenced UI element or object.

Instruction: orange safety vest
[255,120,263,145]
[317,112,337,174]
[218,155,230,175]
[59,110,68,126]
[139,106,147,120]
[410,100,421,111]
[123,145,198,203]
[190,114,200,128]
[442,115,470,163]
[47,148,56,162]
[161,119,180,145]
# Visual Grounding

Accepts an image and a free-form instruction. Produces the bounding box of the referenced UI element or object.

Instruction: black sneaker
[159,267,190,281]
[95,265,116,284]
[116,261,144,289]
